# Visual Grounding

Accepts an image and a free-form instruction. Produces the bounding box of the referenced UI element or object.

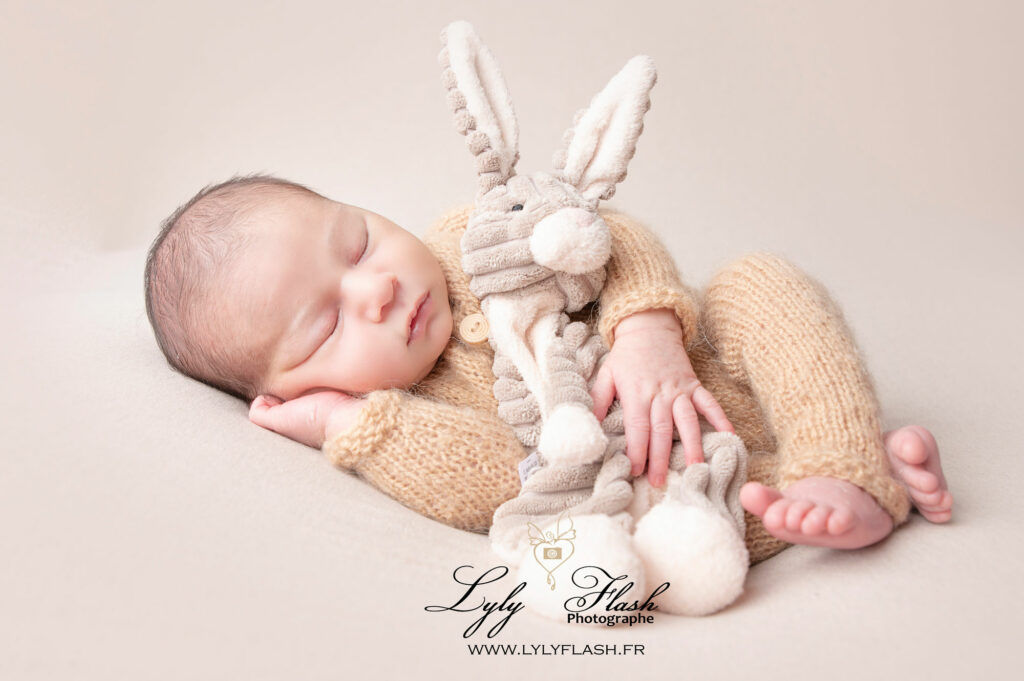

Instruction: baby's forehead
[212,194,332,347]
[243,189,341,235]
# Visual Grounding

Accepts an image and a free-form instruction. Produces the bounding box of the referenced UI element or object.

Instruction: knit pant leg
[701,253,911,526]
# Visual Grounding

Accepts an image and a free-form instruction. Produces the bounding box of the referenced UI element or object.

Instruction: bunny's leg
[533,314,608,465]
[700,253,911,549]
[631,432,751,616]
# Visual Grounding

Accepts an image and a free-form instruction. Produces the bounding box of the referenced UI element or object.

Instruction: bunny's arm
[596,210,700,350]
[322,389,524,532]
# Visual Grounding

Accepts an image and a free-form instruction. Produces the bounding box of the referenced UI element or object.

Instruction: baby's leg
[701,253,918,549]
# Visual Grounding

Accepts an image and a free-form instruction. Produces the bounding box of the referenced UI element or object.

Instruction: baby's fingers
[622,395,653,478]
[647,397,674,488]
[589,362,616,422]
[248,394,322,449]
[693,386,734,434]
[248,395,283,428]
[672,396,704,466]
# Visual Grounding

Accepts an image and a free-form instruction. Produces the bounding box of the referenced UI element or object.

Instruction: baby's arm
[253,387,523,531]
[322,390,523,531]
[590,212,733,486]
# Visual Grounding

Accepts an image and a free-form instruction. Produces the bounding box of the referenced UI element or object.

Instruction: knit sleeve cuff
[596,209,701,349]
[598,286,700,350]
[322,390,403,470]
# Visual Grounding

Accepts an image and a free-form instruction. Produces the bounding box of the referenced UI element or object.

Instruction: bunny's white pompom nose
[530,208,611,274]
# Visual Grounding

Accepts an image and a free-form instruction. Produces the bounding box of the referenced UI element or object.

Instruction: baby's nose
[369,273,398,321]
[346,270,397,322]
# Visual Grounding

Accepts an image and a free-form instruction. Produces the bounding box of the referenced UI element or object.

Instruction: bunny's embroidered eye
[511,203,524,211]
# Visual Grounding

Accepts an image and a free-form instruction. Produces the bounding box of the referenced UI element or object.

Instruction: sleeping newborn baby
[144,174,953,563]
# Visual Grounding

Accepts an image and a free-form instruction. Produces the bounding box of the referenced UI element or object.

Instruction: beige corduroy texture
[323,205,911,565]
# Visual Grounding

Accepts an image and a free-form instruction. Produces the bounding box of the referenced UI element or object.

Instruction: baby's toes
[899,465,940,494]
[826,506,856,536]
[918,490,954,513]
[784,500,816,532]
[798,503,831,536]
[888,427,930,466]
[763,498,794,530]
[740,481,779,518]
[920,500,953,523]
[919,491,953,522]
[800,505,831,536]
[910,485,946,508]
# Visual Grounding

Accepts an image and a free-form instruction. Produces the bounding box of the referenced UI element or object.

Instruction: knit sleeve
[596,210,700,349]
[322,388,524,532]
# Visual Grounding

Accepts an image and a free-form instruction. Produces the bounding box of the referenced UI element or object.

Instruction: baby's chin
[349,325,450,394]
[408,353,445,387]
[351,356,444,395]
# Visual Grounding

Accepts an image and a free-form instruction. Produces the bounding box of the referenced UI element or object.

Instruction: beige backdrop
[2,1,1021,679]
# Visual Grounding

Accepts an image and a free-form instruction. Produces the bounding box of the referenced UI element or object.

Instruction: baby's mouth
[407,292,429,343]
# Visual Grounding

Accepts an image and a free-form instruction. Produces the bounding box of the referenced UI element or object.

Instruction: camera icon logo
[528,513,576,588]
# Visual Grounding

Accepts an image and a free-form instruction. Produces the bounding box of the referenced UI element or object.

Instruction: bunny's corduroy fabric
[323,205,911,566]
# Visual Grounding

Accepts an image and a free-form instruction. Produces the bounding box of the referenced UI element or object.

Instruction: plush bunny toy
[440,21,750,618]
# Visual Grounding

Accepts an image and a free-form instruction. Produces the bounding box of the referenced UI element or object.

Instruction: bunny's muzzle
[529,208,612,275]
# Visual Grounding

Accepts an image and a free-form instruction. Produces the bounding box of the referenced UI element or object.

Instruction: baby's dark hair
[144,173,322,402]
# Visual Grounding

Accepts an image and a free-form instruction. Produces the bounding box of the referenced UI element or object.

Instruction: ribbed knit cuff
[598,286,700,350]
[777,451,913,527]
[597,210,699,350]
[322,390,403,470]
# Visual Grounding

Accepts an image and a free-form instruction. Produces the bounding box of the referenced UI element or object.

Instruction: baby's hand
[589,309,734,487]
[249,390,368,449]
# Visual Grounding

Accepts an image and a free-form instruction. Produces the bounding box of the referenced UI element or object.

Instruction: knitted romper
[325,205,912,565]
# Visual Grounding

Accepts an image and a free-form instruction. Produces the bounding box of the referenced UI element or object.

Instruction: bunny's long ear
[553,56,657,202]
[440,21,519,196]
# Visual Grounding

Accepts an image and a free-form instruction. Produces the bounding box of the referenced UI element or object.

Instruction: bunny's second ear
[554,55,657,202]
[440,21,519,196]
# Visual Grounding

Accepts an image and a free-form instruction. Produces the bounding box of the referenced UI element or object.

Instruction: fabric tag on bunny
[518,450,541,485]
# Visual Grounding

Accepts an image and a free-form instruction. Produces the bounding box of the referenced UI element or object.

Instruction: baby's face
[235,191,453,401]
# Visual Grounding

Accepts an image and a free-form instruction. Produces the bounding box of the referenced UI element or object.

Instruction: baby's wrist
[614,308,683,340]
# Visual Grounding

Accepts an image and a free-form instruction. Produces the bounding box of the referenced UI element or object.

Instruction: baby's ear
[440,21,519,197]
[553,55,657,202]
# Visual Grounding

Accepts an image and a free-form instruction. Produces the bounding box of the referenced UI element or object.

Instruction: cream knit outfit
[324,205,911,565]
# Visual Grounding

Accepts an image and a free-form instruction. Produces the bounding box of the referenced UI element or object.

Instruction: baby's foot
[883,425,953,523]
[739,476,895,549]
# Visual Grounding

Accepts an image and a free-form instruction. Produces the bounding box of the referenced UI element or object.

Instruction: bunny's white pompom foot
[633,498,749,616]
[538,403,608,465]
[530,208,611,274]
